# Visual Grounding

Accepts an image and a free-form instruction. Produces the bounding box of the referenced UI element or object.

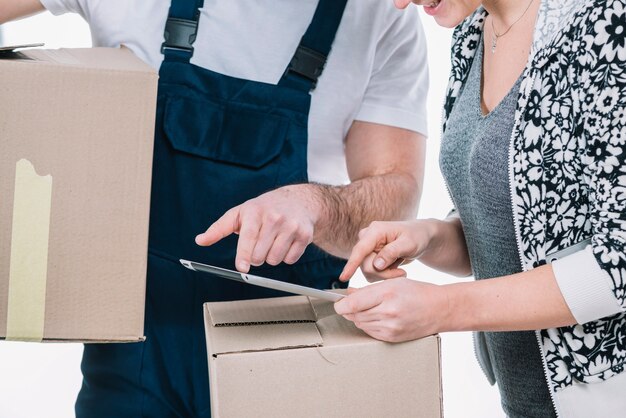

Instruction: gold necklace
[490,0,535,54]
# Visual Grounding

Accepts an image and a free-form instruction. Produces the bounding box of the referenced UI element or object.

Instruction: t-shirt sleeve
[39,0,88,18]
[355,7,429,137]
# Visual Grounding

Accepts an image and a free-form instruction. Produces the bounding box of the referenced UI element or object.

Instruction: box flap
[204,296,323,356]
[208,295,317,326]
[0,47,154,73]
[309,295,376,346]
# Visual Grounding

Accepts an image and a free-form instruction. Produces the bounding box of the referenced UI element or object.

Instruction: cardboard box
[0,47,158,342]
[204,295,443,417]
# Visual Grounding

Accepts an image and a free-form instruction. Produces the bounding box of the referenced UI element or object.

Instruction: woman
[335,0,626,416]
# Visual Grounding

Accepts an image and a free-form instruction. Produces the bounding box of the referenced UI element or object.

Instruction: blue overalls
[75,1,348,417]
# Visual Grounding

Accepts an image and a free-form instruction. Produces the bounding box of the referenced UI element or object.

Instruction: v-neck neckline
[477,35,524,119]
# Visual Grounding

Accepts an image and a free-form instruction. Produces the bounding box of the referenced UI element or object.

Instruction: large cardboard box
[204,295,443,417]
[0,47,158,342]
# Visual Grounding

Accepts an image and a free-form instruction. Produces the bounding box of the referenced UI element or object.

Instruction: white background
[0,9,502,418]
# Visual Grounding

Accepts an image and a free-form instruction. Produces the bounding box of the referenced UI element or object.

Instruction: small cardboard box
[204,295,443,418]
[0,47,158,342]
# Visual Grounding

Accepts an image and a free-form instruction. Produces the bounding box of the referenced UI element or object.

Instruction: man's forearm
[310,171,420,259]
[0,0,44,24]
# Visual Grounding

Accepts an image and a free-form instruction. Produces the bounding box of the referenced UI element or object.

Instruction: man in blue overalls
[2,0,429,416]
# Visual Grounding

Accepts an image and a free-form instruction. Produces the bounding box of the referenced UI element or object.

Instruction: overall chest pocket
[163,95,290,170]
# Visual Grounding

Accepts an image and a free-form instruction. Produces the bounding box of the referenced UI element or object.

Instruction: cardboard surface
[204,296,443,418]
[0,47,158,342]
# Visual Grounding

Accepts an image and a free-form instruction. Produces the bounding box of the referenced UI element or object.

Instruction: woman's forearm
[443,264,577,332]
[418,216,472,277]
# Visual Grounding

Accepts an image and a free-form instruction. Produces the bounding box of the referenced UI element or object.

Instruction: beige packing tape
[6,159,53,342]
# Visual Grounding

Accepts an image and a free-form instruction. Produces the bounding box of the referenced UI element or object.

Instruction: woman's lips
[423,0,443,16]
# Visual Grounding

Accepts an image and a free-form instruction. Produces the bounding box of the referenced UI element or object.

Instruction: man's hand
[0,0,44,24]
[197,121,425,271]
[195,185,322,273]
[334,279,450,343]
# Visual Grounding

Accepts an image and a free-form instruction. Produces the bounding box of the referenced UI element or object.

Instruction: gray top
[440,39,555,418]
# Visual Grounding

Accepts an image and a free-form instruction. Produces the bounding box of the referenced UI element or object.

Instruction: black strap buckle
[161,17,199,54]
[285,46,327,88]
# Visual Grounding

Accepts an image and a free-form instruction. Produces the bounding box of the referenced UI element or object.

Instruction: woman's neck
[483,0,536,26]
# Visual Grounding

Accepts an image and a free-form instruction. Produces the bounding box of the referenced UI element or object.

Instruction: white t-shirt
[41,0,429,185]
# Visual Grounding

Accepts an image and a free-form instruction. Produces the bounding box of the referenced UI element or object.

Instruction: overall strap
[161,0,205,62]
[279,0,349,92]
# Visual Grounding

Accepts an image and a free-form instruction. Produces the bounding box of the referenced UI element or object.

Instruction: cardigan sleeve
[552,247,623,324]
[575,1,626,319]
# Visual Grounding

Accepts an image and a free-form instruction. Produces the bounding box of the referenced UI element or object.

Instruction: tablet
[0,43,44,53]
[180,259,344,302]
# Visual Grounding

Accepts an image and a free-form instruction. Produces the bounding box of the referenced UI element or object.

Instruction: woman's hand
[339,220,435,282]
[335,265,578,343]
[334,279,450,342]
[341,216,472,281]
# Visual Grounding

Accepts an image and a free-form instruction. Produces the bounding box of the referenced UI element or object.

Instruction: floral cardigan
[443,0,626,413]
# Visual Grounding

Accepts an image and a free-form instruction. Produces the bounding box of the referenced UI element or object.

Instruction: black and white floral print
[443,0,626,392]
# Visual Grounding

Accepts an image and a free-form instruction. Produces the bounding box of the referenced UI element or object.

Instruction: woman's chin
[432,15,464,29]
